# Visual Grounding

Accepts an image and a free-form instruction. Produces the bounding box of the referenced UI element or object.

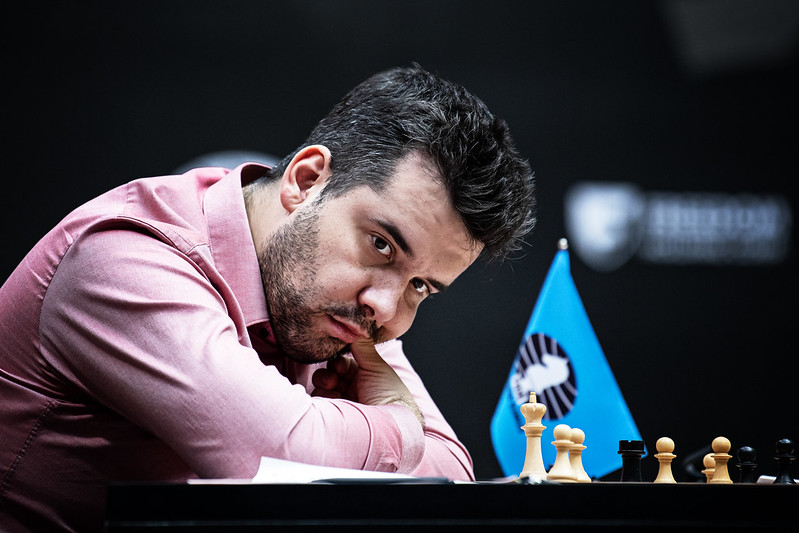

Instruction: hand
[311,355,359,401]
[348,338,424,429]
[311,340,424,429]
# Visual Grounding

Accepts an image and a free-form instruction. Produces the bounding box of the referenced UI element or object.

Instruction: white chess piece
[654,437,677,483]
[701,453,715,482]
[547,424,577,482]
[569,427,591,482]
[519,392,548,482]
[709,436,733,484]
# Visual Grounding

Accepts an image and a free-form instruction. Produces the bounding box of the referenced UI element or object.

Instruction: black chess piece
[773,438,795,485]
[736,446,757,483]
[618,440,645,482]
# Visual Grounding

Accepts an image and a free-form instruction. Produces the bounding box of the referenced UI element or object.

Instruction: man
[0,65,536,532]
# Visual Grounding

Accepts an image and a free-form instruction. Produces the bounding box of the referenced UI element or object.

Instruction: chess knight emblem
[510,333,577,420]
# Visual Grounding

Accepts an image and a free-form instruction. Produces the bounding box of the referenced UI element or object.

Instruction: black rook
[618,440,645,482]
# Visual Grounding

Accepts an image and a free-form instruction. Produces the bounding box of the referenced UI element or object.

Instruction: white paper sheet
[251,456,416,484]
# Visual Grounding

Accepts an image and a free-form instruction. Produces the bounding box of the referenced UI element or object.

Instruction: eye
[411,278,430,296]
[372,235,392,258]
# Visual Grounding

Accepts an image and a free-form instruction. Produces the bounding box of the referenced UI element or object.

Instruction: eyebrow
[373,218,450,293]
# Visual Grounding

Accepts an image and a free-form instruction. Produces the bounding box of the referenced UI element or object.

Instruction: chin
[283,338,348,365]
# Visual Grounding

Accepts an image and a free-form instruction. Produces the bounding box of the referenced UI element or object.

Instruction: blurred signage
[564,182,792,272]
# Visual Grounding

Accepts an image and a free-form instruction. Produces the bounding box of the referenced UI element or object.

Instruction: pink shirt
[0,164,474,532]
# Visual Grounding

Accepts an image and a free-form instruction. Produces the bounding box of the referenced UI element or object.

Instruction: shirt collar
[203,163,270,328]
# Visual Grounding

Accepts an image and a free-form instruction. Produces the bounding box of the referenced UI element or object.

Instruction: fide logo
[510,333,577,420]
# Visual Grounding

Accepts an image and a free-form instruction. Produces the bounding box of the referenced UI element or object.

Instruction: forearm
[412,428,475,481]
[375,340,475,481]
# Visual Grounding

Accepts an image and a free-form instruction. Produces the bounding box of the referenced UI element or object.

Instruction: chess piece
[519,392,548,482]
[654,437,677,483]
[618,440,645,482]
[773,438,796,485]
[547,424,577,482]
[701,453,715,483]
[709,436,733,484]
[569,427,591,483]
[736,446,757,484]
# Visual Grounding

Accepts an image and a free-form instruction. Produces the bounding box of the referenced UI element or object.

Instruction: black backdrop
[4,1,797,481]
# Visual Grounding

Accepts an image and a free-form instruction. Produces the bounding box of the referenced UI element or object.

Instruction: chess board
[105,480,797,530]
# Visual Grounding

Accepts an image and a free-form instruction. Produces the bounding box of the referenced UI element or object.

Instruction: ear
[279,145,332,213]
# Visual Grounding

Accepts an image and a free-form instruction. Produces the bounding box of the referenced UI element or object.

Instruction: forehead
[381,153,449,212]
[339,153,482,270]
[375,154,466,231]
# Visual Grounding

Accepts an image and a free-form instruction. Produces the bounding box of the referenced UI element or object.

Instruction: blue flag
[490,240,642,479]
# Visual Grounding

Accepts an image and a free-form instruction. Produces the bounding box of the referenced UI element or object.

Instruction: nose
[358,275,404,327]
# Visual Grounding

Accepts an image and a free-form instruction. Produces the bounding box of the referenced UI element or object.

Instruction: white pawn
[547,424,577,482]
[654,437,677,483]
[519,392,548,482]
[701,453,715,483]
[569,427,591,483]
[709,436,733,484]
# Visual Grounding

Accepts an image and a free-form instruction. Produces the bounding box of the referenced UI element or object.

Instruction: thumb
[348,339,424,429]
[349,338,387,371]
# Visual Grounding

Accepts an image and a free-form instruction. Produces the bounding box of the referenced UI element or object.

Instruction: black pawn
[736,446,757,483]
[773,438,795,485]
[618,440,645,482]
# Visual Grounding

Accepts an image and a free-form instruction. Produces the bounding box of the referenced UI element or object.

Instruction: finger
[328,355,347,374]
[331,354,358,380]
[311,368,339,391]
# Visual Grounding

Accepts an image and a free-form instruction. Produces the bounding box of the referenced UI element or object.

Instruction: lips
[327,315,368,344]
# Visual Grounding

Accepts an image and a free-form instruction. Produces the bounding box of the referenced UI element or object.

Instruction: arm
[312,339,475,481]
[377,339,475,481]
[39,227,424,479]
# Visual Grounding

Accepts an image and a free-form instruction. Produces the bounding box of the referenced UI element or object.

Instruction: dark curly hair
[264,64,536,261]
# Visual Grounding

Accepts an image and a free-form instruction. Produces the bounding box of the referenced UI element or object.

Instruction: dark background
[4,1,797,481]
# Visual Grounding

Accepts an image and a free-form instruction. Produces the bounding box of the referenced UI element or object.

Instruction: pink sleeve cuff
[366,403,425,474]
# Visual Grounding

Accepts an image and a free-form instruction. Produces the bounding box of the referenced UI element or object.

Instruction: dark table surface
[105,479,798,531]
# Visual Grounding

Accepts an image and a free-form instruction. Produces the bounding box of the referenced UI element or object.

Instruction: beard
[257,201,379,364]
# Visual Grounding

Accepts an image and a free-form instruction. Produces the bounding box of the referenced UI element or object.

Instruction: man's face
[258,153,482,364]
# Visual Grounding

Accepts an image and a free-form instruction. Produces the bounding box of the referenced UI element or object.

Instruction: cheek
[314,235,372,295]
[316,227,362,270]
[380,304,419,341]
[314,261,365,299]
